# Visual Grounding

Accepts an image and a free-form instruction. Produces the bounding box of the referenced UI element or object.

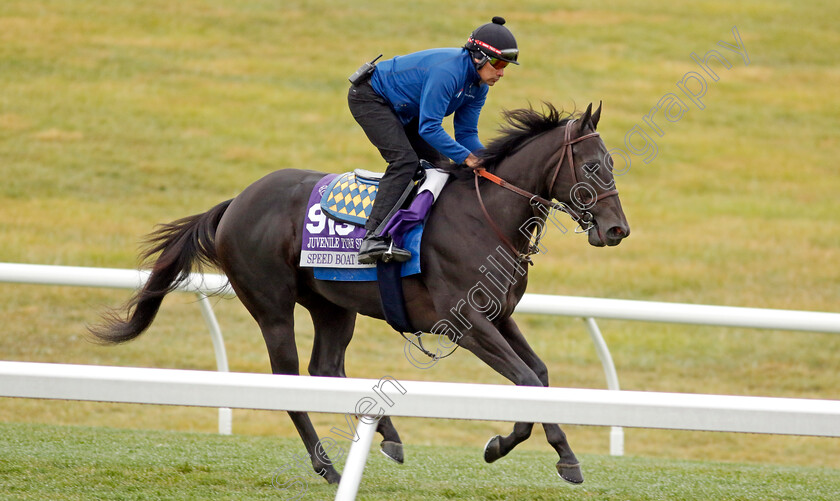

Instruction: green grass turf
[1,422,838,500]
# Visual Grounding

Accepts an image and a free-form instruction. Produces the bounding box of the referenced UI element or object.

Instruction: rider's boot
[357,230,411,264]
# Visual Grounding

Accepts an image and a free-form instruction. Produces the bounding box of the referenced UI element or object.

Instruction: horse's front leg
[451,313,582,484]
[482,316,582,483]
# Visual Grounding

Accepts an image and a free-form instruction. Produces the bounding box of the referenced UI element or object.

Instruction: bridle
[471,120,619,263]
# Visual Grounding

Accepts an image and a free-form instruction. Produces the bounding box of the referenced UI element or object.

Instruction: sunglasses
[488,58,510,69]
[487,48,518,69]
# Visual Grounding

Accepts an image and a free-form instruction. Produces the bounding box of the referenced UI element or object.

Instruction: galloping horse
[91,102,629,485]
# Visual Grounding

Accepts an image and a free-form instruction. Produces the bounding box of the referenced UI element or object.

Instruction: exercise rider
[347,16,519,264]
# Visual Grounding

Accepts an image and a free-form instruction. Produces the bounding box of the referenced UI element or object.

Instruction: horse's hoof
[322,469,341,485]
[556,461,584,484]
[380,441,404,464]
[483,435,503,463]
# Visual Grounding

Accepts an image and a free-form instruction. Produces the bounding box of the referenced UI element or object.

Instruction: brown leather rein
[471,121,619,263]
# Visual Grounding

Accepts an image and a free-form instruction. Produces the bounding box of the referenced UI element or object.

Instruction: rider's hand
[464,153,482,169]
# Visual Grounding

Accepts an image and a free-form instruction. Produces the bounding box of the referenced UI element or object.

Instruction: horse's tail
[89,199,233,344]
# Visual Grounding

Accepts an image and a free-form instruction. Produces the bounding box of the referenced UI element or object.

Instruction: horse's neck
[479,133,558,225]
[490,130,560,197]
[442,141,555,256]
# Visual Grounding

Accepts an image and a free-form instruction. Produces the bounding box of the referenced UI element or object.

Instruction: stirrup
[382,240,411,263]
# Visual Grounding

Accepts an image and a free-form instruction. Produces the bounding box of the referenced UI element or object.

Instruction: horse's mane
[479,103,574,170]
[441,103,574,178]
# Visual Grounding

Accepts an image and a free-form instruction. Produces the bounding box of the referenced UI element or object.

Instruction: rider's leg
[348,82,419,263]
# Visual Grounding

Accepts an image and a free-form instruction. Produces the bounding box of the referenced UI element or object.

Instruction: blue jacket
[370,48,488,164]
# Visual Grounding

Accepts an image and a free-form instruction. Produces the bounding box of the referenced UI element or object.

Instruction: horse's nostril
[607,226,627,239]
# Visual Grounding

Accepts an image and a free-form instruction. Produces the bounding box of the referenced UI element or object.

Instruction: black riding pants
[348,81,445,232]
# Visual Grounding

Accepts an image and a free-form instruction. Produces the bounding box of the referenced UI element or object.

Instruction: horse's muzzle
[589,223,630,247]
[605,224,629,246]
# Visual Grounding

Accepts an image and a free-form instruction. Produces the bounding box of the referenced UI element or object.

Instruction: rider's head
[465,17,519,71]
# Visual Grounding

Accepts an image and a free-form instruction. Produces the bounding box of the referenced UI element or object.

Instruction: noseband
[472,120,619,262]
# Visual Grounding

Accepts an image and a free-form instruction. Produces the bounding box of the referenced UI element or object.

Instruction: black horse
[91,102,629,485]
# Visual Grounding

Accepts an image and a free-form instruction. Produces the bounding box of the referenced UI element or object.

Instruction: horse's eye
[583,163,600,174]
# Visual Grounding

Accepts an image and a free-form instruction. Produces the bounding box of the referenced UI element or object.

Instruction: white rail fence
[0,262,236,434]
[2,262,839,456]
[1,361,838,500]
[514,293,840,455]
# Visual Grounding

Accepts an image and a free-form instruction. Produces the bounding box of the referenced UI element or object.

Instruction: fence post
[196,293,232,435]
[583,317,624,456]
[335,416,380,501]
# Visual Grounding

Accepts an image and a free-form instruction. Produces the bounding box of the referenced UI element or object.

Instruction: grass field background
[1,0,838,491]
[2,423,838,500]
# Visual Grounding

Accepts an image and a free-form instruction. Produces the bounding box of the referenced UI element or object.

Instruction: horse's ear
[591,101,602,130]
[580,103,593,130]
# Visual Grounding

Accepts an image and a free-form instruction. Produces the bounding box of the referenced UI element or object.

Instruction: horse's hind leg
[264,316,343,483]
[228,278,342,484]
[305,299,405,464]
[374,417,404,464]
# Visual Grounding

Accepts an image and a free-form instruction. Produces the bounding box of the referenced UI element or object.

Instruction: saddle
[320,161,446,227]
[320,169,384,227]
[306,163,450,335]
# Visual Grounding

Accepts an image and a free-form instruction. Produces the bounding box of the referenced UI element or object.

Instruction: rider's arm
[453,85,486,156]
[416,68,474,164]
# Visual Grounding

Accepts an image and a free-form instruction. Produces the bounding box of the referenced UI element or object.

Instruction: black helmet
[465,16,519,66]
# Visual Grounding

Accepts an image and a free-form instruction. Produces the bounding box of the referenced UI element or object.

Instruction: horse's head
[550,103,630,247]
